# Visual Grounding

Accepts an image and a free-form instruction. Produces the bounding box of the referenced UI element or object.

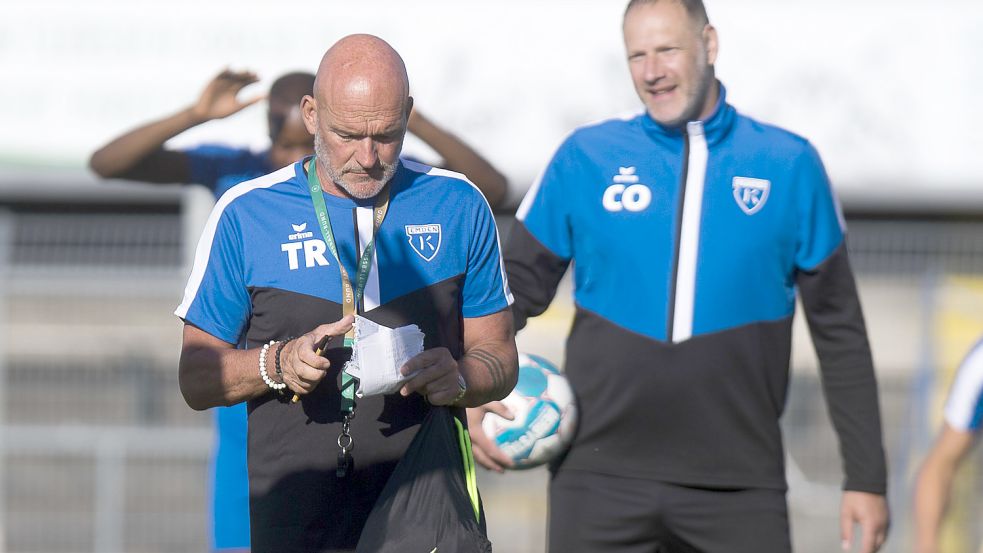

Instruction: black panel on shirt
[506,221,887,495]
[359,274,465,358]
[244,275,468,552]
[557,308,794,491]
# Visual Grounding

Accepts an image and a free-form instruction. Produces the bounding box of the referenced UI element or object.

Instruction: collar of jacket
[639,80,736,148]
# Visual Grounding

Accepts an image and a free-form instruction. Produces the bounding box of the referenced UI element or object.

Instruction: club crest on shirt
[732,176,770,215]
[405,224,442,262]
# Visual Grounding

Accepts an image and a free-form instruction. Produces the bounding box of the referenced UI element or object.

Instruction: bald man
[94,61,508,553]
[175,35,517,552]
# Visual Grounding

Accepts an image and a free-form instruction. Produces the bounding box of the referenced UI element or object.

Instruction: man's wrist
[259,340,286,393]
[843,478,888,496]
[182,106,210,127]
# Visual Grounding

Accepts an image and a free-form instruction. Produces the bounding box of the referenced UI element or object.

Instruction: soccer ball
[481,353,578,469]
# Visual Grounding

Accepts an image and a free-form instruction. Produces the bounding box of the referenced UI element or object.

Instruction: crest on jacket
[405,224,442,262]
[732,177,770,215]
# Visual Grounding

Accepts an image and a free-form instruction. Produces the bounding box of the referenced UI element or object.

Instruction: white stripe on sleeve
[174,166,295,319]
[402,159,513,305]
[944,340,983,432]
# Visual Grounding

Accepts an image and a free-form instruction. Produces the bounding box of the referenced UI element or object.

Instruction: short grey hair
[624,0,710,27]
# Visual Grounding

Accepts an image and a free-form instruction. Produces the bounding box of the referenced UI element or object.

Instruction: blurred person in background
[174,34,516,552]
[89,70,509,206]
[90,70,315,199]
[472,0,890,551]
[914,339,983,553]
[92,68,315,553]
[89,67,509,553]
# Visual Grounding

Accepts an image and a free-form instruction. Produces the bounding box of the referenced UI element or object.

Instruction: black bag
[356,407,492,552]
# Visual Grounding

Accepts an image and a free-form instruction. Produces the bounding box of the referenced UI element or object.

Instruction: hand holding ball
[480,353,578,469]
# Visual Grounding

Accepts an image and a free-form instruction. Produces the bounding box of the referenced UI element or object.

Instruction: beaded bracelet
[259,340,286,391]
[274,340,290,384]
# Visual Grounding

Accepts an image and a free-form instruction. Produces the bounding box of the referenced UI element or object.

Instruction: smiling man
[473,1,891,552]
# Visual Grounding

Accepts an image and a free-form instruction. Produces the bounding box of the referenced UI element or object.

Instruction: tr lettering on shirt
[281,239,330,270]
[280,221,330,270]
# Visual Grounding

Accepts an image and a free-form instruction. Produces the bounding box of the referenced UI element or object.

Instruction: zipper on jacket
[666,131,689,342]
[668,121,709,343]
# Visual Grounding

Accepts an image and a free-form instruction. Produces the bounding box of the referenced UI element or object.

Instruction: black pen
[314,334,335,356]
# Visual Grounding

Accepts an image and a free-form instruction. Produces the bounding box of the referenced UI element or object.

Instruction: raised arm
[914,424,977,553]
[408,109,508,209]
[89,69,264,183]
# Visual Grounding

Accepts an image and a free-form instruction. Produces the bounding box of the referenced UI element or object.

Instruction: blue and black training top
[507,85,887,494]
[176,157,511,551]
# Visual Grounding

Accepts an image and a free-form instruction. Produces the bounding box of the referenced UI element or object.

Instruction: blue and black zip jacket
[506,85,887,493]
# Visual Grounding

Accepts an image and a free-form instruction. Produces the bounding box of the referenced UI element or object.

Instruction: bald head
[314,34,410,113]
[302,34,413,200]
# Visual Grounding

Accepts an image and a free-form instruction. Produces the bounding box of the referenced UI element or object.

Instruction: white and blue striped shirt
[944,339,983,432]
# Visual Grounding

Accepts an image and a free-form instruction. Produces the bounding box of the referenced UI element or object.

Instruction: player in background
[914,339,983,553]
[89,69,508,206]
[89,68,509,553]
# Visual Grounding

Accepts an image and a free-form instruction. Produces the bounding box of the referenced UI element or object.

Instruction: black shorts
[548,469,791,553]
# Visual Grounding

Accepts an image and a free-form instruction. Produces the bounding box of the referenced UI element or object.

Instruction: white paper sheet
[344,315,425,398]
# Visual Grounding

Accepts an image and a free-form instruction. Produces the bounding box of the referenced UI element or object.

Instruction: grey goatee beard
[314,132,397,200]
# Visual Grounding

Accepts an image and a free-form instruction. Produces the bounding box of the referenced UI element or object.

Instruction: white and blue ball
[481,353,577,469]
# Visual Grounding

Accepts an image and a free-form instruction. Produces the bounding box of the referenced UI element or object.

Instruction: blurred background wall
[1,1,981,552]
